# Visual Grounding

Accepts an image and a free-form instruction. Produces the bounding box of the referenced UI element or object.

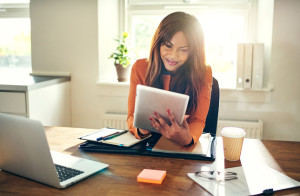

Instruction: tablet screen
[133,85,189,133]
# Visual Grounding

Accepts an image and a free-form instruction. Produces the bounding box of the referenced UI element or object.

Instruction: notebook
[0,113,109,188]
[151,133,212,156]
[79,127,151,147]
[133,84,189,133]
[79,132,216,161]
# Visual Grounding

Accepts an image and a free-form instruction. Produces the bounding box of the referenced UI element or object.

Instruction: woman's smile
[166,58,179,66]
[160,31,190,72]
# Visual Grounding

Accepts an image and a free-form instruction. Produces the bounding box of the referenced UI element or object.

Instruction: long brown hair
[145,12,207,118]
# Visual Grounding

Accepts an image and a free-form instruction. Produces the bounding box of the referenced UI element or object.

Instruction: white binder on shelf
[236,43,245,88]
[243,43,253,89]
[252,43,264,89]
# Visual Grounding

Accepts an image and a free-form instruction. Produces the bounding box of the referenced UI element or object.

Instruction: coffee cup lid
[221,127,246,138]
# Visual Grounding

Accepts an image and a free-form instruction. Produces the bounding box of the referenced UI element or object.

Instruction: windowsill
[220,86,274,103]
[97,80,274,103]
[97,80,130,87]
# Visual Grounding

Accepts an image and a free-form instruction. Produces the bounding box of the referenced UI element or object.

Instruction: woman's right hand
[138,128,150,136]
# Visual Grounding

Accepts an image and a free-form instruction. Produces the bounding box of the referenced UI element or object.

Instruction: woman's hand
[138,128,150,136]
[150,109,193,146]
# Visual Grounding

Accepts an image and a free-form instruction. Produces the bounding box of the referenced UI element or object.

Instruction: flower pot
[115,63,131,82]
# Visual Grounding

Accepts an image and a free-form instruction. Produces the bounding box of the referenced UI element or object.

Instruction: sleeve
[188,66,213,144]
[127,60,146,139]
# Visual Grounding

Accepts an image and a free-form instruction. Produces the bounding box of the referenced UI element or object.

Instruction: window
[0,0,31,73]
[127,0,254,88]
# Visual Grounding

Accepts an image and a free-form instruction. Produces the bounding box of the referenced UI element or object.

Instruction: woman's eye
[180,49,189,53]
[165,44,172,48]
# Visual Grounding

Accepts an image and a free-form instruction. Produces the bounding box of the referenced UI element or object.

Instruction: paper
[188,165,300,196]
[79,128,151,147]
[79,128,120,141]
[243,164,300,195]
[103,131,150,147]
[188,167,250,196]
[152,133,210,155]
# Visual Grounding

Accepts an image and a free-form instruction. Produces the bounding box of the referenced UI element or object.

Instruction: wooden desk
[1,127,300,196]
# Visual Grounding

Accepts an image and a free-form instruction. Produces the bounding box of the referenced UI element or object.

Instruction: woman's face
[160,31,190,72]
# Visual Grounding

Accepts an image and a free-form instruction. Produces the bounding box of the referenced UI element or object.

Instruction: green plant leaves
[109,32,131,68]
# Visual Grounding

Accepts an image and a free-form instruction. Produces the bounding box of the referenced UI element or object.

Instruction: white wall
[30,0,300,141]
[218,0,300,141]
[31,0,103,128]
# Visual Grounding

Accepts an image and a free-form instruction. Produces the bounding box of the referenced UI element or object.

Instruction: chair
[203,77,220,136]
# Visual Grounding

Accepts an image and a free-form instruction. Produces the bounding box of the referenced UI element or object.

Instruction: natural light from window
[0,18,31,72]
[130,10,247,88]
[0,0,31,73]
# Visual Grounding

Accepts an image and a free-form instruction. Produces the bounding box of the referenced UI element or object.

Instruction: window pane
[198,12,246,88]
[0,18,31,72]
[131,15,164,59]
[130,11,247,88]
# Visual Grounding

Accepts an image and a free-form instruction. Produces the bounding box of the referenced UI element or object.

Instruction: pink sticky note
[137,169,166,184]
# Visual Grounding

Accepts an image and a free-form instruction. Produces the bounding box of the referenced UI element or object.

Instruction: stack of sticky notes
[137,169,166,184]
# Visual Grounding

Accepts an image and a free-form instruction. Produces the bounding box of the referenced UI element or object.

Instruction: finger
[182,115,189,128]
[139,128,150,135]
[151,119,163,132]
[153,112,167,127]
[167,109,178,126]
[183,115,190,121]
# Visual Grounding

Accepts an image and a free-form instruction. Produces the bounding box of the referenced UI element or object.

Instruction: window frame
[125,0,256,89]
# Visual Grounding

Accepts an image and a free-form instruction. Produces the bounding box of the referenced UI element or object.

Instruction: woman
[127,12,212,147]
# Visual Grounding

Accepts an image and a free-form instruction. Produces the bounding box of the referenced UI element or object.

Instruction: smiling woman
[127,12,212,147]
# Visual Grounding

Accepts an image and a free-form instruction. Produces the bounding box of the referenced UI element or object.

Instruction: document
[243,164,300,195]
[151,133,211,156]
[188,165,300,196]
[188,166,250,196]
[79,128,151,147]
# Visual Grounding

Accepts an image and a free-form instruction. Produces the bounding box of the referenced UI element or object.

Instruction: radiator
[217,119,263,139]
[102,113,263,139]
[102,113,128,130]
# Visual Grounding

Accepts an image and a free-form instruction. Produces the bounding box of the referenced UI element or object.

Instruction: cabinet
[0,92,27,116]
[0,76,71,126]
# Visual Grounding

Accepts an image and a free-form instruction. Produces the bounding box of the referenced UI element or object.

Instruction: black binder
[79,133,216,161]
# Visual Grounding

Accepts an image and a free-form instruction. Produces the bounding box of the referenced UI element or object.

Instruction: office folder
[243,43,253,89]
[236,43,245,88]
[79,128,151,147]
[252,43,264,89]
[79,132,216,161]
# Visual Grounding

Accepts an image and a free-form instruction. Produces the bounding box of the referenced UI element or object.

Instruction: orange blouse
[127,58,212,143]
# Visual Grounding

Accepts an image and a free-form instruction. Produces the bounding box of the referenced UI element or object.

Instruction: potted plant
[109,32,132,82]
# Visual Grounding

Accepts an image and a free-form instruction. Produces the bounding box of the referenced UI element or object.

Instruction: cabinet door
[0,92,26,114]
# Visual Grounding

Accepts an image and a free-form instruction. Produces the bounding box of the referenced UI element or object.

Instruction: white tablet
[133,84,189,133]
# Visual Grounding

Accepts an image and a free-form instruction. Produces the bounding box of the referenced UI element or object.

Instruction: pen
[96,132,119,141]
[103,130,128,140]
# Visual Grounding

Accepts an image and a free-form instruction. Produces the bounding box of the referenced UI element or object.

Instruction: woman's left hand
[150,109,193,146]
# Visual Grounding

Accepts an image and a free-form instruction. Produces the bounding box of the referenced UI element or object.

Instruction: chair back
[203,77,220,136]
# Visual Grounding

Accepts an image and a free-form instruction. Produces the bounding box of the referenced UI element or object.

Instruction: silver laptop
[133,84,189,132]
[0,113,108,188]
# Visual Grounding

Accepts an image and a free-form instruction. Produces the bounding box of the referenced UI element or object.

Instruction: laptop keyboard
[55,164,84,182]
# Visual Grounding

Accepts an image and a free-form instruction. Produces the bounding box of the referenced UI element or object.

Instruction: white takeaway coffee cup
[221,127,246,161]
